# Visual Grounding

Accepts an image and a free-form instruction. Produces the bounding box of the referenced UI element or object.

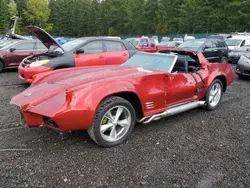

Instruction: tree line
[0,0,250,37]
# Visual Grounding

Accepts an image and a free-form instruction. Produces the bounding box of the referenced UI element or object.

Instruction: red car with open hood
[11,49,235,147]
[18,26,137,83]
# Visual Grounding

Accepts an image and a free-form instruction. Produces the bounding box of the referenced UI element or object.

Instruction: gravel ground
[0,68,250,188]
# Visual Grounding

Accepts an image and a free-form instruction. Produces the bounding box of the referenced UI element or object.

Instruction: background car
[228,45,250,64]
[225,38,250,50]
[11,50,235,147]
[125,37,158,53]
[19,26,138,83]
[157,41,182,51]
[0,39,47,72]
[177,38,229,63]
[236,52,250,79]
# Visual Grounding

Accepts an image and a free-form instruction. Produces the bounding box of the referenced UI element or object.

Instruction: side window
[149,39,156,47]
[204,41,213,49]
[140,39,149,47]
[14,42,34,50]
[105,41,124,52]
[35,42,47,49]
[79,41,103,54]
[241,40,245,47]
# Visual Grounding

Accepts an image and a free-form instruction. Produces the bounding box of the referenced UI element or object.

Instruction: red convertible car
[18,26,137,83]
[10,50,235,147]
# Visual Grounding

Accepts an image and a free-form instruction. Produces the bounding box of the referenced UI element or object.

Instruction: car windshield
[177,40,205,50]
[225,39,242,46]
[0,40,17,49]
[121,53,176,72]
[126,38,140,47]
[52,38,87,53]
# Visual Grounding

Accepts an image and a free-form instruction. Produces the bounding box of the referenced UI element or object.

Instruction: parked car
[11,49,235,147]
[172,38,184,42]
[125,38,158,53]
[0,39,47,72]
[225,38,250,50]
[228,46,250,64]
[19,26,137,83]
[157,41,181,51]
[177,39,229,63]
[161,37,170,42]
[236,52,250,79]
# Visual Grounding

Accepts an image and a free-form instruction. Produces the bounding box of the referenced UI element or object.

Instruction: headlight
[239,55,250,64]
[29,59,50,68]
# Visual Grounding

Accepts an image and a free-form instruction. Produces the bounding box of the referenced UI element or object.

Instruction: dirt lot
[0,68,250,188]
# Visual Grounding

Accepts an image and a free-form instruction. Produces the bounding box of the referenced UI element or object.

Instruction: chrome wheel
[100,105,132,142]
[209,83,222,107]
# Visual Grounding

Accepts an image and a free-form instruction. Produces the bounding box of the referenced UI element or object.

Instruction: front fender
[53,81,141,130]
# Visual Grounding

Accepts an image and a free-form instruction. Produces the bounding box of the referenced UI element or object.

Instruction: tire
[204,79,223,111]
[220,56,227,63]
[87,96,136,147]
[238,74,248,80]
[0,61,4,73]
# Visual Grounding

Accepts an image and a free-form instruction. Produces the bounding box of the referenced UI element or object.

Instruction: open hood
[27,26,63,51]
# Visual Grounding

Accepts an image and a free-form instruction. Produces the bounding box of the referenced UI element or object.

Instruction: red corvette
[11,50,235,147]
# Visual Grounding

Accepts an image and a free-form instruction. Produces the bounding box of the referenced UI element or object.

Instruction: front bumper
[18,63,53,83]
[236,61,250,77]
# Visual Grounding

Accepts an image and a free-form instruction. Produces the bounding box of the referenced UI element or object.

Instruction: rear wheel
[0,61,4,73]
[204,79,223,111]
[87,96,136,147]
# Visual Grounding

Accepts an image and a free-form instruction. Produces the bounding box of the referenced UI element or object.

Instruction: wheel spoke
[117,119,129,128]
[109,126,117,139]
[101,123,113,133]
[114,107,124,122]
[105,111,115,122]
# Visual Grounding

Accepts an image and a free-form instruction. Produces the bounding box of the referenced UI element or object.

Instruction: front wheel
[87,96,136,147]
[204,79,223,111]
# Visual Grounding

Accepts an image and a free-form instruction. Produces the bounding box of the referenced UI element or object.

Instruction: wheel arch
[97,91,144,118]
[213,75,227,92]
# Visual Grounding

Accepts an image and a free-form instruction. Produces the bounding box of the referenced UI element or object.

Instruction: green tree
[23,0,51,30]
[0,0,9,33]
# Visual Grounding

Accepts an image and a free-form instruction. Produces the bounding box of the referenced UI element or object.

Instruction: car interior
[171,55,201,73]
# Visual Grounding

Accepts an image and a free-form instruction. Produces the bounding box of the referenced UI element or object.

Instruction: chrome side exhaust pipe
[139,101,206,124]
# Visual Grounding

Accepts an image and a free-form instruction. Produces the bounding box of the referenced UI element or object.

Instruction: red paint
[10,51,235,132]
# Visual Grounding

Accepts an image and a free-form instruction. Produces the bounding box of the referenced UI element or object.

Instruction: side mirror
[9,48,16,52]
[75,49,84,54]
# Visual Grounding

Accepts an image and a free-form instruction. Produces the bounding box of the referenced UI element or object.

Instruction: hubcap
[100,106,131,142]
[209,83,222,107]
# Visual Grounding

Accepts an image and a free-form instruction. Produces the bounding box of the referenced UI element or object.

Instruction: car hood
[229,51,245,57]
[10,66,159,108]
[27,26,63,51]
[243,52,250,59]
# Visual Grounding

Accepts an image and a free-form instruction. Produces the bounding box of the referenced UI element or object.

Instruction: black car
[177,39,229,63]
[236,52,250,79]
[228,46,250,64]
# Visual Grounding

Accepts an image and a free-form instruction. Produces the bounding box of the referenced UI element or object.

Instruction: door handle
[29,52,34,55]
[123,53,127,56]
[99,55,104,59]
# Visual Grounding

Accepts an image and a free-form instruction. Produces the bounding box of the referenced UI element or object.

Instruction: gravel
[0,68,250,188]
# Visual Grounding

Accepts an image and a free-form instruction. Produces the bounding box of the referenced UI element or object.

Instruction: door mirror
[9,48,16,52]
[75,49,85,54]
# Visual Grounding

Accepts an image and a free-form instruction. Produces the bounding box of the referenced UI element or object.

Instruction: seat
[172,57,188,73]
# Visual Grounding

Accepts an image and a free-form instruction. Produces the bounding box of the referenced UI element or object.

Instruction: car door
[165,72,197,107]
[74,40,106,67]
[103,41,129,65]
[6,41,35,67]
[202,41,217,63]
